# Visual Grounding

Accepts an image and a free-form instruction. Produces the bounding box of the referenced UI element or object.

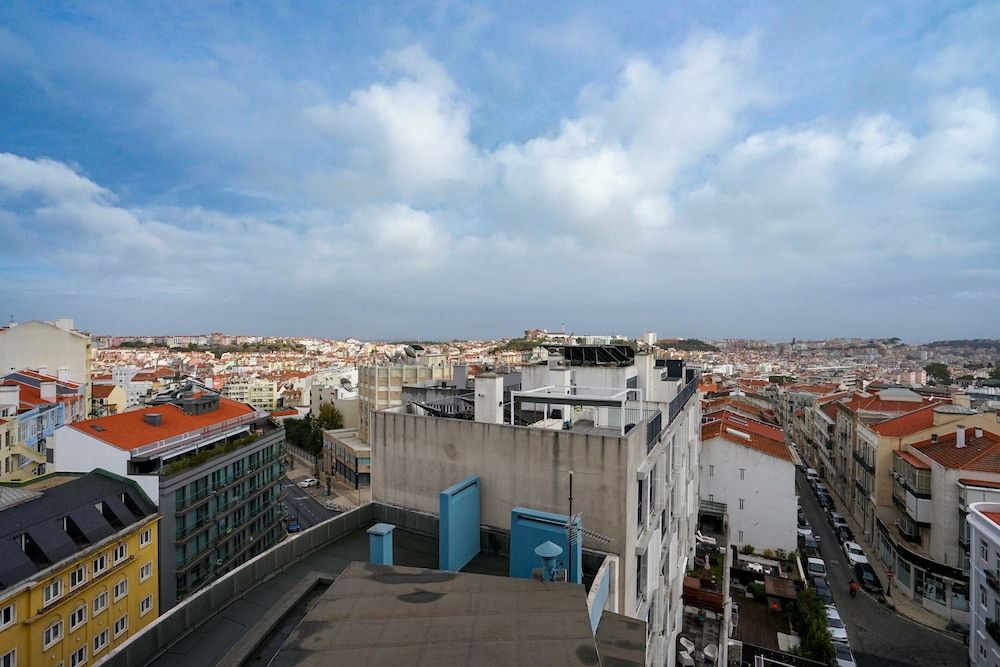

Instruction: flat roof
[271,562,600,666]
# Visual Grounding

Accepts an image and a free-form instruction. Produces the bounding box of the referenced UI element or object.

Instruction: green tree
[791,587,835,665]
[315,403,345,430]
[924,362,952,385]
[283,417,311,450]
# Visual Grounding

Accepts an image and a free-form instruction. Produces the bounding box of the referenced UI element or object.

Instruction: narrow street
[796,469,966,667]
[281,478,335,530]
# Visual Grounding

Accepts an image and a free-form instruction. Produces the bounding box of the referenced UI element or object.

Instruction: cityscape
[2,3,999,667]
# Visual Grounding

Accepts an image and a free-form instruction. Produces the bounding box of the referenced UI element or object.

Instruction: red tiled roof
[709,410,785,442]
[871,405,938,437]
[842,391,941,415]
[271,408,298,417]
[912,428,1000,472]
[18,368,81,388]
[701,420,793,463]
[69,397,256,451]
[91,385,118,399]
[897,451,930,470]
[959,478,1000,490]
[983,511,1000,527]
[820,403,839,421]
[816,392,850,405]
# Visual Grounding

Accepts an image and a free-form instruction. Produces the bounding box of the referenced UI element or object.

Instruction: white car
[835,641,857,666]
[843,541,869,567]
[807,557,827,579]
[299,478,318,488]
[826,605,848,643]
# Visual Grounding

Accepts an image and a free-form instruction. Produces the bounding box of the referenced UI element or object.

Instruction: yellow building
[90,384,127,417]
[0,470,159,667]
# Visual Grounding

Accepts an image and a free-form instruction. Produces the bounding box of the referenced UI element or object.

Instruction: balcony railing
[667,376,698,423]
[852,449,875,473]
[987,571,1000,594]
[989,618,1000,644]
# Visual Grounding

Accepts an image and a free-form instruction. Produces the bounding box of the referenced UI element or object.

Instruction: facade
[699,412,796,552]
[0,319,92,404]
[54,389,285,609]
[968,502,1000,666]
[371,348,704,667]
[357,350,452,442]
[0,470,159,667]
[322,428,371,489]
[91,383,128,417]
[220,376,279,411]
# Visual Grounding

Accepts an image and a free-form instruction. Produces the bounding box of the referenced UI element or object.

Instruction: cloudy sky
[1,2,998,341]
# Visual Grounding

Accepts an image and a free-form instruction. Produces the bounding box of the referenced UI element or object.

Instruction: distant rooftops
[0,469,156,590]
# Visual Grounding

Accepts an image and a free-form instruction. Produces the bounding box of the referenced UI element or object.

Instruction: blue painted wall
[588,567,611,632]
[510,507,582,584]
[368,523,395,565]
[439,476,481,571]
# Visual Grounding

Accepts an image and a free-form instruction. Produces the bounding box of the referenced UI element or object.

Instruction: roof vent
[956,425,966,449]
[144,413,163,426]
[725,427,751,440]
[976,428,984,439]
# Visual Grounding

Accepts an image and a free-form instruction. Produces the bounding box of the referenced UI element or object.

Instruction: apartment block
[0,319,92,405]
[0,470,159,667]
[357,346,451,442]
[968,502,1000,665]
[54,387,285,609]
[220,376,279,411]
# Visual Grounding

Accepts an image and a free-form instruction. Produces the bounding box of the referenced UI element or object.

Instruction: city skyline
[1,2,998,340]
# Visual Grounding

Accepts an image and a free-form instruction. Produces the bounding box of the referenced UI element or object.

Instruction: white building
[968,502,1000,665]
[0,319,91,402]
[700,411,797,552]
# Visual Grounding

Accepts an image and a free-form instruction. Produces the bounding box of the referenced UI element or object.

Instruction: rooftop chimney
[931,433,938,444]
[57,367,70,382]
[367,523,395,565]
[143,413,162,426]
[37,365,49,377]
[535,541,564,582]
[40,381,56,400]
[54,318,74,331]
[976,428,984,439]
[0,384,19,409]
[474,372,504,424]
[956,425,966,449]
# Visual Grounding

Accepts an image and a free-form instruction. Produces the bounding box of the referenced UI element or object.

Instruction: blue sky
[1,2,998,341]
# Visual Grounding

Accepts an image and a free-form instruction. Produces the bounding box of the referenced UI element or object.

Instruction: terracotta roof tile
[912,428,1000,472]
[701,419,793,463]
[983,511,1000,527]
[870,405,938,437]
[897,451,931,470]
[91,385,118,399]
[959,478,1000,490]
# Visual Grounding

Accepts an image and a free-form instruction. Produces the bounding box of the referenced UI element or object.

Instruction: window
[93,630,108,654]
[113,578,128,601]
[69,604,87,631]
[70,565,87,590]
[70,646,86,667]
[43,579,63,605]
[43,619,63,649]
[113,543,127,563]
[739,498,746,510]
[0,602,14,630]
[113,614,128,637]
[738,530,744,542]
[139,528,152,547]
[93,591,108,615]
[139,562,152,582]
[981,585,988,609]
[140,594,153,616]
[0,649,13,667]
[709,464,715,477]
[982,539,989,563]
[739,468,746,481]
[92,554,108,576]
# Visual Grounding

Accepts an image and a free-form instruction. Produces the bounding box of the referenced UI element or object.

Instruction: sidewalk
[822,480,961,636]
[284,449,370,511]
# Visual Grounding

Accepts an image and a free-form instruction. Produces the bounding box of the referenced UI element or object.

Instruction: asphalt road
[796,469,966,667]
[280,478,334,530]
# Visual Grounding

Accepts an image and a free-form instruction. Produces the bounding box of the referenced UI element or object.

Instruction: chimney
[40,382,56,400]
[535,541,564,582]
[54,318,74,331]
[367,523,395,565]
[976,428,984,439]
[931,433,938,444]
[37,365,49,377]
[474,372,504,424]
[143,413,162,426]
[0,384,19,409]
[956,425,966,449]
[57,367,71,382]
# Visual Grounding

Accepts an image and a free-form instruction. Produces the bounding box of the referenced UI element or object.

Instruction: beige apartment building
[357,353,451,443]
[0,319,92,404]
[220,376,278,411]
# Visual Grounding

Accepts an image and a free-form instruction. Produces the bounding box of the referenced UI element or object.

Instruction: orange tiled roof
[91,385,118,399]
[897,450,931,470]
[870,405,938,437]
[959,478,1000,490]
[820,403,839,420]
[271,408,298,417]
[842,391,941,415]
[69,397,256,451]
[709,410,785,442]
[701,420,793,463]
[983,511,1000,527]
[912,428,1000,472]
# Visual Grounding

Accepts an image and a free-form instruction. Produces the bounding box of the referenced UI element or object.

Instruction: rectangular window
[113,578,128,601]
[982,540,989,563]
[0,649,13,667]
[709,464,715,477]
[113,614,128,637]
[140,595,153,616]
[43,579,63,605]
[738,530,744,542]
[982,585,988,609]
[69,604,87,632]
[113,543,127,563]
[93,591,108,615]
[739,498,746,510]
[70,646,86,667]
[139,528,152,547]
[140,562,152,582]
[43,619,63,649]
[93,630,108,654]
[0,602,14,630]
[92,554,108,576]
[70,565,87,590]
[739,468,746,481]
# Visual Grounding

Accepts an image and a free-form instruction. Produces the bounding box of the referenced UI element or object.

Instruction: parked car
[854,562,883,594]
[843,541,869,567]
[299,478,318,488]
[835,525,855,545]
[286,521,301,533]
[815,482,830,496]
[835,642,857,667]
[806,468,820,484]
[813,576,834,604]
[826,605,849,643]
[801,533,820,558]
[807,557,828,579]
[817,493,834,511]
[830,512,849,532]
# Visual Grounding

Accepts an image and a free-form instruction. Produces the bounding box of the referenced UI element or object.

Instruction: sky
[0,2,998,342]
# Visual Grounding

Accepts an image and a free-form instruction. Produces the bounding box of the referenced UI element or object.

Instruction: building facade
[968,502,1000,666]
[220,376,279,411]
[0,470,159,667]
[0,319,92,405]
[357,355,452,443]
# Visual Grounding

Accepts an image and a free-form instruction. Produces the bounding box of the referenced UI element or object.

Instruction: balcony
[852,449,875,473]
[987,571,1000,594]
[989,618,1000,644]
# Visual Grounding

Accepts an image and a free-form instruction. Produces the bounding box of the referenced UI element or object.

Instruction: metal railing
[667,375,698,423]
[130,409,269,460]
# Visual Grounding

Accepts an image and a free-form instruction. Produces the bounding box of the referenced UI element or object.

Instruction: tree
[924,362,952,386]
[283,417,311,450]
[315,403,345,431]
[791,587,835,665]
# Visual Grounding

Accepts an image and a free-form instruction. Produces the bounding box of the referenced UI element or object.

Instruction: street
[796,468,966,666]
[281,477,336,530]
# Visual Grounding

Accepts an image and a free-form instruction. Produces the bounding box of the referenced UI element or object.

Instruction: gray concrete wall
[371,411,633,559]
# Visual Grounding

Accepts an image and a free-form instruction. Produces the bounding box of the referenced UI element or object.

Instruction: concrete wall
[699,435,797,552]
[0,321,91,403]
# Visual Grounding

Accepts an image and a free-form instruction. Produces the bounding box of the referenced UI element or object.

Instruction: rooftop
[911,427,1000,472]
[701,419,793,463]
[870,405,937,436]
